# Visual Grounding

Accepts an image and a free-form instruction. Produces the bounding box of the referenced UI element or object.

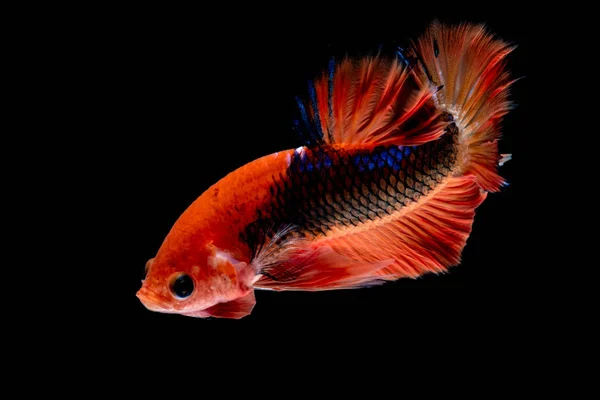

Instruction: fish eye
[169,273,194,300]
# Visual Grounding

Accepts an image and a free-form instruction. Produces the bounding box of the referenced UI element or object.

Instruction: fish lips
[136,287,172,312]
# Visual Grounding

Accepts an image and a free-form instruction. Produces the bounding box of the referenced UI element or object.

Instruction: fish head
[137,241,256,319]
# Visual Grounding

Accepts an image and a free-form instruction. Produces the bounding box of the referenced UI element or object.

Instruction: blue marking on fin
[296,97,310,127]
[388,147,397,156]
[308,80,324,140]
[377,158,385,168]
[307,162,314,172]
[403,147,411,156]
[327,58,335,143]
[293,119,310,145]
[397,47,409,66]
[328,58,334,114]
[368,162,376,171]
[296,96,318,144]
[324,154,332,168]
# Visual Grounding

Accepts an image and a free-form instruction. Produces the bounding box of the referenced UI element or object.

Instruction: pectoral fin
[203,291,256,319]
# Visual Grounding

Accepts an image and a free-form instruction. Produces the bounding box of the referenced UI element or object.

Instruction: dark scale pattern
[263,126,459,239]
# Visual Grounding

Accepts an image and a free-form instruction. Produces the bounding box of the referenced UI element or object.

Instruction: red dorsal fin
[298,56,448,148]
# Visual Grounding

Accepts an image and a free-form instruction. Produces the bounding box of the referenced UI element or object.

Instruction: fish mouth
[136,287,172,312]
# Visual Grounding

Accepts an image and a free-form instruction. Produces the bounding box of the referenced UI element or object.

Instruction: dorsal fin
[295,55,448,148]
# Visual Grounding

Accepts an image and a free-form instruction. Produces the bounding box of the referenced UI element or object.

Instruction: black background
[104,8,532,349]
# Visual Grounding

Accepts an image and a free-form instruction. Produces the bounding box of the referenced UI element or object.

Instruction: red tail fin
[413,21,516,191]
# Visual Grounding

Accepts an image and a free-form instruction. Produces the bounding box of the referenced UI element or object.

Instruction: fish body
[138,22,516,318]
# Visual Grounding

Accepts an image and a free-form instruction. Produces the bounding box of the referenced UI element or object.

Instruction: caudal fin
[413,21,517,191]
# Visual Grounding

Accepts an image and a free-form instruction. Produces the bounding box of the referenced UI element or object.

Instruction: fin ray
[316,176,486,279]
[413,21,515,191]
[254,246,395,291]
[297,56,448,148]
[203,291,256,319]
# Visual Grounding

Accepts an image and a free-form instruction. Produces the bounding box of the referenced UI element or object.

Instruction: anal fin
[253,177,485,290]
[321,176,487,279]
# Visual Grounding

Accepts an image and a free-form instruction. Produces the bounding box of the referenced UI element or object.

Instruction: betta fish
[137,21,516,319]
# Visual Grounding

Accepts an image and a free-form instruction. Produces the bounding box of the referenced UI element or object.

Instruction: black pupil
[172,274,194,299]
